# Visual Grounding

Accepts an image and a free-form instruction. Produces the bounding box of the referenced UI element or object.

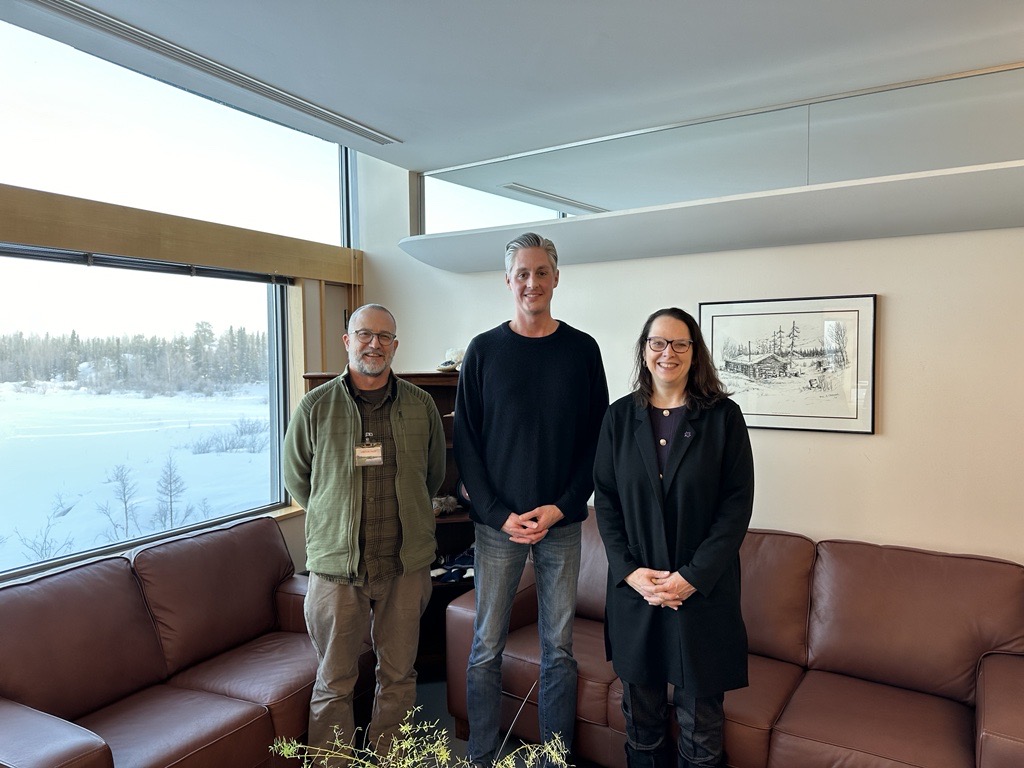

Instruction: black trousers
[621,681,725,768]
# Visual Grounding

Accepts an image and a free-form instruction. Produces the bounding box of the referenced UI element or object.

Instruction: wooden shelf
[436,511,470,524]
[301,371,341,391]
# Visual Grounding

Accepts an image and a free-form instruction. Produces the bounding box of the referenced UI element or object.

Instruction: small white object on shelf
[437,347,465,372]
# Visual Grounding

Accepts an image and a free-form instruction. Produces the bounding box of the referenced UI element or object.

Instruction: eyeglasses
[647,337,693,353]
[352,329,397,346]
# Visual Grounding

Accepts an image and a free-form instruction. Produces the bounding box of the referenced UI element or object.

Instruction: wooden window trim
[0,182,362,284]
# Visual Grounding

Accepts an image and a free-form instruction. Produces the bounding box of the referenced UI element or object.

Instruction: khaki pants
[305,568,432,756]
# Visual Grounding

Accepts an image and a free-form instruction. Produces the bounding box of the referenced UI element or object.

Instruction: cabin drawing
[723,352,790,379]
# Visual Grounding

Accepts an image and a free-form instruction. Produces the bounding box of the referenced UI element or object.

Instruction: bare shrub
[189,417,269,454]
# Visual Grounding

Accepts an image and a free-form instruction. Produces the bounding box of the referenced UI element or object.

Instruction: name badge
[354,432,383,466]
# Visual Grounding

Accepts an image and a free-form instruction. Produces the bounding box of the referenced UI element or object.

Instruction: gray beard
[352,354,387,377]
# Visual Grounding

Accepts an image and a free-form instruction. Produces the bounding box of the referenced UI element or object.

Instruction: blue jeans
[466,522,582,764]
[622,682,724,768]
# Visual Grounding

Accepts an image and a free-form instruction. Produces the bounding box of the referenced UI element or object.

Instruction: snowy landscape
[0,381,275,573]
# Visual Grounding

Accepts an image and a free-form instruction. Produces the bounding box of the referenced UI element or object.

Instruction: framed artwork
[698,294,876,433]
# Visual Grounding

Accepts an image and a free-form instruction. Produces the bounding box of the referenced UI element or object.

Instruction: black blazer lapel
[632,403,663,503]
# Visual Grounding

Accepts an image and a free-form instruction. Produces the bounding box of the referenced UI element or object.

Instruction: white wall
[356,155,1024,564]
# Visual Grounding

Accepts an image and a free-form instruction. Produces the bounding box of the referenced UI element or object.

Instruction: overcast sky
[0,256,270,338]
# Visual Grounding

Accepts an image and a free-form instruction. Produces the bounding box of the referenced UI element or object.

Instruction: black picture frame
[699,294,876,433]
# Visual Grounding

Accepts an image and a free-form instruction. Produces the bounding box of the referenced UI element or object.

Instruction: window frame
[0,183,362,580]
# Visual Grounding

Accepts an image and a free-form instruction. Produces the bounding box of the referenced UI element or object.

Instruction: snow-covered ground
[0,382,275,573]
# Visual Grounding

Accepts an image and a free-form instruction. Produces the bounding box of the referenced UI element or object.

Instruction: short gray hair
[348,303,396,332]
[504,232,558,274]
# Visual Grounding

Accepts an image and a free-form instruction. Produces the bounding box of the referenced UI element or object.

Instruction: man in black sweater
[454,232,609,767]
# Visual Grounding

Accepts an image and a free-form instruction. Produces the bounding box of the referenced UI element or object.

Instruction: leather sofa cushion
[607,677,625,735]
[496,613,627,768]
[168,630,317,739]
[502,616,617,728]
[577,513,610,622]
[573,618,618,727]
[0,698,113,768]
[76,684,273,768]
[606,655,806,768]
[740,529,815,667]
[575,719,627,768]
[606,651,806,768]
[808,540,1024,703]
[770,669,974,768]
[0,557,165,720]
[130,516,295,676]
[724,654,805,768]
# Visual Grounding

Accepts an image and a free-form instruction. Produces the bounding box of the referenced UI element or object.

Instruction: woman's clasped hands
[625,567,697,610]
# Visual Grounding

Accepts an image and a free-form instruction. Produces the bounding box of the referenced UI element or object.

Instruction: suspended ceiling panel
[400,162,1024,272]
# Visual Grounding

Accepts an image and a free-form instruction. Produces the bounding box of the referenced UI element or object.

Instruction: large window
[0,19,341,242]
[0,251,285,574]
[0,21,345,577]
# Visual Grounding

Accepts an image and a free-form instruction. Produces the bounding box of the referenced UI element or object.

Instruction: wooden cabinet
[301,370,474,679]
[394,372,475,678]
[399,371,460,501]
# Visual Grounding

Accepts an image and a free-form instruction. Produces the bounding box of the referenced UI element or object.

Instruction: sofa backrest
[807,539,1024,705]
[577,512,610,621]
[0,557,166,720]
[740,529,816,666]
[129,516,295,676]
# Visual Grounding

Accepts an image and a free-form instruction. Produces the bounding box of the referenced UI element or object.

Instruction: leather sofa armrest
[0,698,112,768]
[276,573,309,633]
[446,587,477,727]
[977,652,1024,768]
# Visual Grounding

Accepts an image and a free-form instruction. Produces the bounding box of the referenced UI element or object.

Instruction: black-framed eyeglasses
[647,337,693,353]
[352,329,397,346]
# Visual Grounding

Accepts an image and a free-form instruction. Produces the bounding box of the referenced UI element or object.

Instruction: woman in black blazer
[594,307,754,768]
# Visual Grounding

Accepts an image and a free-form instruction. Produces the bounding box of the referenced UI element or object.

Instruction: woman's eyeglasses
[647,337,693,353]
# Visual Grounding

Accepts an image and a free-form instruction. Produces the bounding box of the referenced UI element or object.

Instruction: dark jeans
[466,523,581,765]
[621,682,725,768]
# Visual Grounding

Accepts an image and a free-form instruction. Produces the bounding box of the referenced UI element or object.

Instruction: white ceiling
[6,0,1024,174]
[5,0,1024,270]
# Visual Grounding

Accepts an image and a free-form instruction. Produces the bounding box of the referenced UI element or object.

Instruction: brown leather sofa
[0,516,374,768]
[446,512,1024,768]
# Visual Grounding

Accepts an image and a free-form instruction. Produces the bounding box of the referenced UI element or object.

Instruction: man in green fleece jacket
[283,303,445,757]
